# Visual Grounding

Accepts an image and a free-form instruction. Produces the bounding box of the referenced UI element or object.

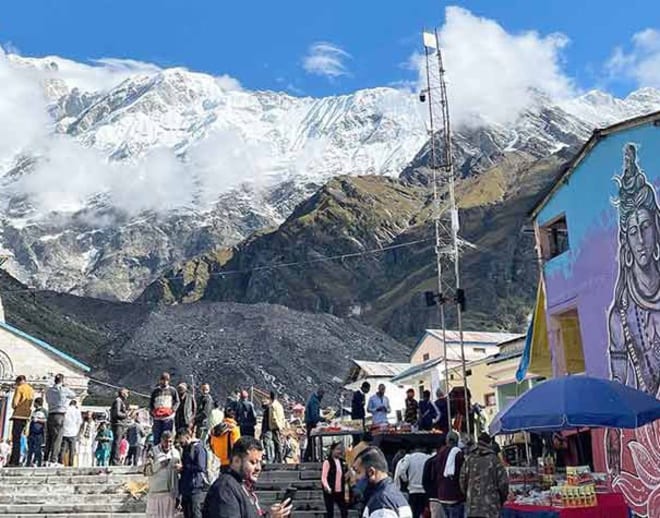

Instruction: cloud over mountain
[411,6,575,127]
[302,41,351,79]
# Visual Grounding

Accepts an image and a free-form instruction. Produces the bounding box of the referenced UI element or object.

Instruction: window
[473,347,486,354]
[540,215,570,259]
[423,353,430,361]
[484,393,496,407]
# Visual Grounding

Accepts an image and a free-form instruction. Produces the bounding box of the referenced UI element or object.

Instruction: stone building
[0,298,90,439]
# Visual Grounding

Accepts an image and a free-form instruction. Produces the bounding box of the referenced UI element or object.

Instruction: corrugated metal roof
[352,360,411,377]
[391,357,462,383]
[426,330,522,345]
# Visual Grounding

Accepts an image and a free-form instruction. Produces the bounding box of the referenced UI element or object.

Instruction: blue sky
[1,0,658,98]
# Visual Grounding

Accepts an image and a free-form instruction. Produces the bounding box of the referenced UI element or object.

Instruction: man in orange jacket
[10,375,34,466]
[209,407,241,471]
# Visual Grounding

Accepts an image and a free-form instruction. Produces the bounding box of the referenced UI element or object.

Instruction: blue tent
[489,375,660,435]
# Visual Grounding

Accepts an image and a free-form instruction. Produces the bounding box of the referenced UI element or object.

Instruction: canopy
[489,375,660,435]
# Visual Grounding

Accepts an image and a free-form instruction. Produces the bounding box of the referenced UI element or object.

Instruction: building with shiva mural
[530,111,660,518]
[0,295,90,440]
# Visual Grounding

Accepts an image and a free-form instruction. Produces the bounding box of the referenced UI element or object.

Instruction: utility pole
[421,28,471,438]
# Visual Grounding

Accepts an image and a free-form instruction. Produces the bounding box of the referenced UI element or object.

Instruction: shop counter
[502,493,630,518]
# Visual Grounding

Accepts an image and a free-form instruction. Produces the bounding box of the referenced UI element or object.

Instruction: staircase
[0,466,147,517]
[0,463,357,517]
[258,464,359,517]
[258,463,326,517]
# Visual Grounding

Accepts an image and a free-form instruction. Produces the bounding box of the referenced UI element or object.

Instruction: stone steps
[0,494,142,505]
[0,464,337,516]
[0,503,145,514]
[0,483,129,495]
[6,515,146,518]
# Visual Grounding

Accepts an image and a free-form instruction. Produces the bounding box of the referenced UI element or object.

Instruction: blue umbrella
[489,375,660,435]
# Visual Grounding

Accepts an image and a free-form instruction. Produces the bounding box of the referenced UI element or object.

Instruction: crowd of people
[313,431,509,518]
[4,372,511,518]
[310,381,510,518]
[3,371,303,517]
[4,374,151,468]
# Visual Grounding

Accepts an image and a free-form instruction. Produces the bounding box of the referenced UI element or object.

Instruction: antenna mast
[421,28,470,438]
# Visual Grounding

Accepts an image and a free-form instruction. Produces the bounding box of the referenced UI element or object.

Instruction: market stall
[308,421,364,462]
[489,375,660,517]
[501,493,629,518]
[308,421,446,466]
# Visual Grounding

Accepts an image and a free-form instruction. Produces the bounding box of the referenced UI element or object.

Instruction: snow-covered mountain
[2,53,660,300]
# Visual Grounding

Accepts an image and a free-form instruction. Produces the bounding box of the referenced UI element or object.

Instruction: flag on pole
[515,278,552,382]
[423,32,438,49]
[515,316,534,383]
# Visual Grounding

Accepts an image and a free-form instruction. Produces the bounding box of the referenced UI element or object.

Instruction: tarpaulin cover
[490,375,660,434]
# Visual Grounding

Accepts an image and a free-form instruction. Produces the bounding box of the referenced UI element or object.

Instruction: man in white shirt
[367,384,391,426]
[61,400,82,466]
[395,448,432,518]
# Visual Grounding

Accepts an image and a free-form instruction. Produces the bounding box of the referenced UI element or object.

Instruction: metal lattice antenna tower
[422,28,471,438]
[421,31,451,428]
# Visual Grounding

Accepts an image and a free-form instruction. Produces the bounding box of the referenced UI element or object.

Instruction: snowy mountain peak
[2,51,660,301]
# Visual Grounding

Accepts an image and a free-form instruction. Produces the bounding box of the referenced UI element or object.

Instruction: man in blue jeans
[27,398,48,467]
[149,372,180,445]
[424,432,465,518]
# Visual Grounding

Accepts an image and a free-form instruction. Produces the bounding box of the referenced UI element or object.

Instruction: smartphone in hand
[282,487,297,504]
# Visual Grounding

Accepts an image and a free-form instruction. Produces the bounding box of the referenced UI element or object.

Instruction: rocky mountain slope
[2,52,660,301]
[106,301,409,402]
[0,271,408,401]
[141,145,572,342]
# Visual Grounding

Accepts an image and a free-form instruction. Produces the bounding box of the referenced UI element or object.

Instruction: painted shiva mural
[608,143,660,398]
[606,144,660,517]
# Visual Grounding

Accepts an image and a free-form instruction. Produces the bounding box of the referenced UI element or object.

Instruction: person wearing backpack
[149,372,180,446]
[209,408,241,471]
[236,391,257,437]
[27,397,47,467]
[179,428,208,518]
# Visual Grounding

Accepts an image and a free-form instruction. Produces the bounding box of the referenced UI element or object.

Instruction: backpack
[238,401,256,426]
[29,420,44,436]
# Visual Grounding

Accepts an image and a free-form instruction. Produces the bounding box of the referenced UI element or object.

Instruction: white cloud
[302,42,351,79]
[0,45,251,220]
[607,29,660,87]
[0,47,50,159]
[215,74,242,92]
[412,6,575,127]
[8,53,161,93]
[186,128,274,205]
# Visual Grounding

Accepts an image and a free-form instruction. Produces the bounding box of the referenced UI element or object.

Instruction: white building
[0,302,90,439]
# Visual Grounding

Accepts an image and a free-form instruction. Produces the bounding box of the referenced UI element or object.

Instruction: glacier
[1,52,660,300]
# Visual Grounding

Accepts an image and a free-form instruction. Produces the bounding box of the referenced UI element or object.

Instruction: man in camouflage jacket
[459,433,509,518]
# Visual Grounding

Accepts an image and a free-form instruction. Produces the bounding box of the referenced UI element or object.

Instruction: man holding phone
[367,384,391,426]
[202,437,292,518]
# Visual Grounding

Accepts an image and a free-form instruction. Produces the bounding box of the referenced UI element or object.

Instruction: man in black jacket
[179,428,208,518]
[202,437,292,518]
[236,391,257,437]
[351,381,370,445]
[110,388,130,465]
[176,383,196,434]
[195,384,215,440]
